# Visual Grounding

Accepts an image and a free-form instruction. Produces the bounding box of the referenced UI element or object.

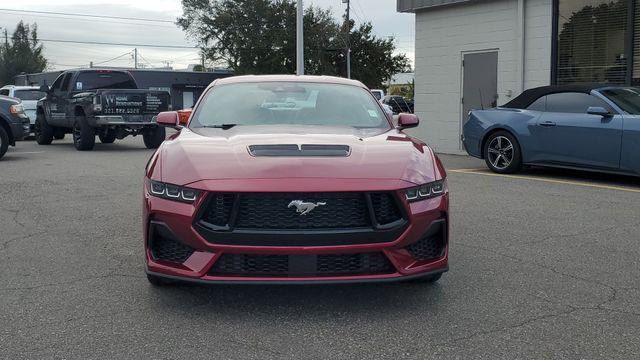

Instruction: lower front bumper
[146,266,448,285]
[9,120,28,143]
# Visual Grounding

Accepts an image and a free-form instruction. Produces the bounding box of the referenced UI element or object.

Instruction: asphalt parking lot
[1,136,639,359]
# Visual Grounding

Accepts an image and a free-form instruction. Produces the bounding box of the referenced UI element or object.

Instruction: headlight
[148,180,201,203]
[405,180,445,202]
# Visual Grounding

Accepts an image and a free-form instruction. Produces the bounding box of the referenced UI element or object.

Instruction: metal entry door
[461,51,498,147]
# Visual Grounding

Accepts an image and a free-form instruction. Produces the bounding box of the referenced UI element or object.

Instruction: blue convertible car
[462,84,640,176]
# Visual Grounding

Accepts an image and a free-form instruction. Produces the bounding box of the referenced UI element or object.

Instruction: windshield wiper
[201,124,238,130]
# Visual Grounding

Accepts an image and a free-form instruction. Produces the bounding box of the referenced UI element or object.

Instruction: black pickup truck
[35,69,170,151]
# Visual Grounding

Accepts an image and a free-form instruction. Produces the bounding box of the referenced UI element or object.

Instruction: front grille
[198,191,404,231]
[209,252,395,277]
[235,192,370,229]
[200,193,235,227]
[371,193,403,225]
[404,220,446,261]
[210,254,289,276]
[317,252,394,275]
[150,230,195,263]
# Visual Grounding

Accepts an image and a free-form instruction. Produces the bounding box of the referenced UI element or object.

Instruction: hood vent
[248,144,351,157]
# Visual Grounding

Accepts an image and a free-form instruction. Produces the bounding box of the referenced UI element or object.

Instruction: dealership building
[398,0,637,154]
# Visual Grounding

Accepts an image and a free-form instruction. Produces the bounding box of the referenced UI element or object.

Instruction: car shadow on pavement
[518,166,640,188]
[148,281,445,317]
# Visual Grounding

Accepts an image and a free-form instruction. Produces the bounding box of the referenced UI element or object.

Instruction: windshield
[14,90,46,101]
[74,71,137,91]
[190,82,390,129]
[600,87,640,114]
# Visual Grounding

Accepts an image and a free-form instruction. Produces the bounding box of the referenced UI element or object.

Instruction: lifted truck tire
[99,129,117,144]
[0,125,8,159]
[72,115,95,151]
[35,112,54,145]
[143,126,166,149]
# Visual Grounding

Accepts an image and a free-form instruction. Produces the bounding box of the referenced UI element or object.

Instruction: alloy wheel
[487,136,514,170]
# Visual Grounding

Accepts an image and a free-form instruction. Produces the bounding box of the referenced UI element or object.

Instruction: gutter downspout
[517,0,526,93]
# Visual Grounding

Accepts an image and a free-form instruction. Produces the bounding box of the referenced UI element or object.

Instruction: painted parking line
[449,168,640,194]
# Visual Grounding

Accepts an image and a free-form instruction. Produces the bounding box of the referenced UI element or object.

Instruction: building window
[555,0,630,84]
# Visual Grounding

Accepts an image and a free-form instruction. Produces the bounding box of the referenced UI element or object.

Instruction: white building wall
[408,0,552,154]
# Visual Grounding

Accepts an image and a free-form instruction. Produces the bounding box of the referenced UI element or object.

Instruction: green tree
[177,0,409,88]
[0,21,48,86]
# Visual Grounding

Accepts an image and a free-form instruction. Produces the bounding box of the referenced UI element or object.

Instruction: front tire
[72,115,95,151]
[142,126,166,149]
[35,112,54,145]
[483,131,522,174]
[0,126,9,160]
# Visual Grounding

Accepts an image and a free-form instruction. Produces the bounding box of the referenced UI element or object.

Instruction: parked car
[380,101,394,117]
[0,85,46,135]
[0,95,30,159]
[370,89,385,100]
[35,69,170,151]
[462,84,640,176]
[144,75,449,286]
[383,95,413,114]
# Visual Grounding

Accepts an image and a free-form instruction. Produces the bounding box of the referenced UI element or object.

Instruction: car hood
[158,125,438,186]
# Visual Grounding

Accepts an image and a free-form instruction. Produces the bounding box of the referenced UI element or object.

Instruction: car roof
[503,83,615,109]
[213,75,367,88]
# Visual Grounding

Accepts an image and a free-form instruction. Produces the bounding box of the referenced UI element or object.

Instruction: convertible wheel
[484,131,522,174]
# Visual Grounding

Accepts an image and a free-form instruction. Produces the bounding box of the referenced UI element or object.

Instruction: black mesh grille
[201,193,235,227]
[235,192,370,229]
[404,233,445,261]
[210,254,289,276]
[317,252,394,275]
[209,252,394,277]
[370,193,403,225]
[150,232,195,263]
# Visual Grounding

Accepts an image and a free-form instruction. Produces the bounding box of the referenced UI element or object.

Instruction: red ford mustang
[143,75,449,285]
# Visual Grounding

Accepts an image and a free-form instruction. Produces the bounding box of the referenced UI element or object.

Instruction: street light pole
[296,0,304,75]
[343,0,351,79]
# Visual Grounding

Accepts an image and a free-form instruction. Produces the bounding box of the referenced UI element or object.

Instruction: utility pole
[343,0,351,79]
[296,0,304,75]
[134,48,138,69]
[201,50,206,71]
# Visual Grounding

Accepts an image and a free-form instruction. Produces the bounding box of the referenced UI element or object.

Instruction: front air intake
[248,144,350,157]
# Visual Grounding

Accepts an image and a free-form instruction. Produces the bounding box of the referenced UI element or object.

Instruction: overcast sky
[0,0,414,72]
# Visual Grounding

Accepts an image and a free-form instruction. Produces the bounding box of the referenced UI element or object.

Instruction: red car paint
[144,75,449,284]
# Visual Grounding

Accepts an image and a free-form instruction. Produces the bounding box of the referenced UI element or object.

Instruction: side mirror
[39,84,49,93]
[397,113,419,129]
[587,106,611,117]
[156,111,179,127]
[177,108,192,126]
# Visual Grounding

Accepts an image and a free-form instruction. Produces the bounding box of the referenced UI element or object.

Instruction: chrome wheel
[487,136,514,170]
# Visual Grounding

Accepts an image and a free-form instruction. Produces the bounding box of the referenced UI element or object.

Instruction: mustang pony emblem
[288,200,327,215]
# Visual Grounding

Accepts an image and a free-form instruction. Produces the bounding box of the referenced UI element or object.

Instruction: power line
[0,10,178,29]
[92,51,133,66]
[38,38,198,49]
[0,8,175,23]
